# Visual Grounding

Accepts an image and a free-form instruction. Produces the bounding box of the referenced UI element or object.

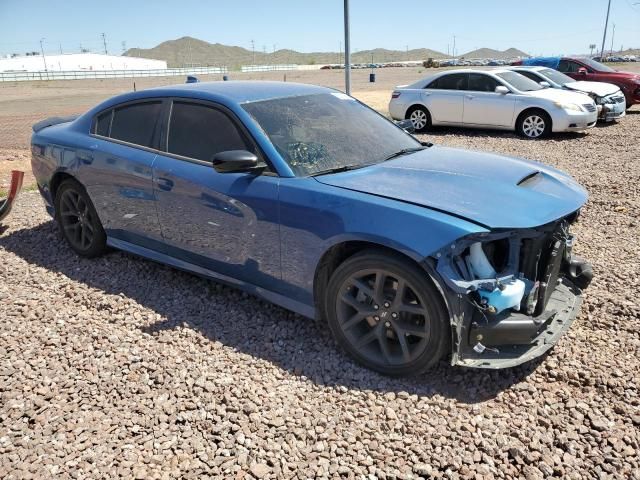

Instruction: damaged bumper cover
[0,170,24,224]
[457,280,581,369]
[428,214,592,369]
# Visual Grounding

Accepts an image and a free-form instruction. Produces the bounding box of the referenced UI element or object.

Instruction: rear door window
[426,73,468,90]
[109,101,163,148]
[167,101,252,162]
[467,73,500,92]
[516,71,542,83]
[558,60,582,73]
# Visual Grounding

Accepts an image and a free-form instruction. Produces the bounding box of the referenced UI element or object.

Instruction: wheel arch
[49,170,78,202]
[516,106,553,131]
[405,103,430,120]
[313,240,449,324]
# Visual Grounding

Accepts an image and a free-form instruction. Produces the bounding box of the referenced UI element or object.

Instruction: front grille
[582,103,596,112]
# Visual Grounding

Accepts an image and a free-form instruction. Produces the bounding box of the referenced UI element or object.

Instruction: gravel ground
[1,107,639,479]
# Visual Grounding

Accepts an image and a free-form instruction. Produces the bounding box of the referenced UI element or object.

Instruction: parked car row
[513,56,640,108]
[439,58,514,67]
[593,55,638,63]
[390,61,633,138]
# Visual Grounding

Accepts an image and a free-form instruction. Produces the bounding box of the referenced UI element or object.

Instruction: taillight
[391,91,401,99]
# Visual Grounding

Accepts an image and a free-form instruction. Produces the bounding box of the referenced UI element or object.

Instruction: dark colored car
[515,56,640,107]
[30,81,593,376]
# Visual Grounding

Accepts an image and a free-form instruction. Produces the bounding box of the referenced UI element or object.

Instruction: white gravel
[1,110,639,479]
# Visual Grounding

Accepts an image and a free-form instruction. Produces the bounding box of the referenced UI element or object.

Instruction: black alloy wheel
[325,251,448,376]
[55,179,107,257]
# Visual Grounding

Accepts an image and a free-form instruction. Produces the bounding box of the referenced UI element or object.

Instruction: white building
[0,53,167,72]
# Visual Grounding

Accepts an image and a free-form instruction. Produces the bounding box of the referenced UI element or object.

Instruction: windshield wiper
[383,146,427,162]
[310,164,368,177]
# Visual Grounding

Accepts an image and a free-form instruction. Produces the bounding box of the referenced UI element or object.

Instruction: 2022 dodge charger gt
[30,81,593,376]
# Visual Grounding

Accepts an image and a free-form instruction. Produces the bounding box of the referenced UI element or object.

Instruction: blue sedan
[30,81,592,375]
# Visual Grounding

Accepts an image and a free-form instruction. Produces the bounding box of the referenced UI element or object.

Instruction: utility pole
[122,41,127,54]
[101,33,108,55]
[39,38,47,72]
[251,39,255,65]
[599,0,612,60]
[59,43,62,54]
[344,0,351,95]
[453,35,456,57]
[610,23,616,55]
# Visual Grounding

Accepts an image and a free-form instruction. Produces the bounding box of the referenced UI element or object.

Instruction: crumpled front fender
[0,170,25,223]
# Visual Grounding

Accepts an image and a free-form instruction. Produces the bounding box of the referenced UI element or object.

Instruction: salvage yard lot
[1,69,639,478]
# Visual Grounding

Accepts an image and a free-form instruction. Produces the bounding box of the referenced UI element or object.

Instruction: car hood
[598,71,640,80]
[564,81,620,97]
[524,87,591,103]
[314,146,587,229]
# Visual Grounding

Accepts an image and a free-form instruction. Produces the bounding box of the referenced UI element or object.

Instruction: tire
[516,109,552,139]
[406,105,432,132]
[54,179,107,258]
[324,250,449,377]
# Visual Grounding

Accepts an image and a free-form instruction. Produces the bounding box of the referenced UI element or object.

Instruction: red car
[514,57,640,108]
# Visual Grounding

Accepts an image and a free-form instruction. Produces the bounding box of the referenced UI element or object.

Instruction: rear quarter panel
[31,123,94,212]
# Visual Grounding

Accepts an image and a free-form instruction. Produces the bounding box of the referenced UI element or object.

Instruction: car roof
[144,80,332,104]
[507,65,547,72]
[406,68,515,88]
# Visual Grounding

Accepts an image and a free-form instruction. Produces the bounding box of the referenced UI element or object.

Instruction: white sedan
[389,69,598,138]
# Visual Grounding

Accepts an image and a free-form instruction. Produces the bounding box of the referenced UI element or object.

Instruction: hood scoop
[517,170,543,186]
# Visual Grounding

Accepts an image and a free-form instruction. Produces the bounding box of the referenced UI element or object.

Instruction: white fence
[0,66,229,82]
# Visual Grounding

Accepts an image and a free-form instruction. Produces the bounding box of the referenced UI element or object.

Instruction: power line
[101,33,108,55]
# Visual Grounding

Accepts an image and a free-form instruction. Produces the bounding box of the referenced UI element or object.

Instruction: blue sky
[0,0,638,57]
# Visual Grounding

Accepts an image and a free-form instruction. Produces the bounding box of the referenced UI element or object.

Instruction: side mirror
[495,86,510,95]
[577,67,588,75]
[395,119,415,133]
[212,150,259,173]
[539,81,551,88]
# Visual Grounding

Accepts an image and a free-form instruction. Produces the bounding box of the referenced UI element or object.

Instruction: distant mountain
[124,36,447,69]
[459,47,529,59]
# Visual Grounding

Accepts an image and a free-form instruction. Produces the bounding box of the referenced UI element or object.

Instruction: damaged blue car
[30,81,592,376]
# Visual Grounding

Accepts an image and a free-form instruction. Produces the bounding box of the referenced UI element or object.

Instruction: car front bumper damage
[429,214,592,369]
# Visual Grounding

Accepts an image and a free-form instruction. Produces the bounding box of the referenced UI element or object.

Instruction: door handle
[155,177,174,192]
[465,95,474,99]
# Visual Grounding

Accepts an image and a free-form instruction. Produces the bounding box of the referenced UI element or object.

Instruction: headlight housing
[554,101,584,112]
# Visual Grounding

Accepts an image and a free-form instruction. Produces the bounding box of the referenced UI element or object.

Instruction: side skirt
[106,237,316,320]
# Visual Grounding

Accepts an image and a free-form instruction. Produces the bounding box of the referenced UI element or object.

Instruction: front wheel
[324,250,449,377]
[55,179,107,258]
[516,109,551,139]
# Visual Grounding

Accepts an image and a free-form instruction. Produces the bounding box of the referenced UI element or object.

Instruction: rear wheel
[406,106,431,132]
[55,179,107,258]
[516,109,551,139]
[324,250,449,376]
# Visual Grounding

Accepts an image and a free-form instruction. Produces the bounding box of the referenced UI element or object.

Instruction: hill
[459,47,529,59]
[124,36,447,68]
